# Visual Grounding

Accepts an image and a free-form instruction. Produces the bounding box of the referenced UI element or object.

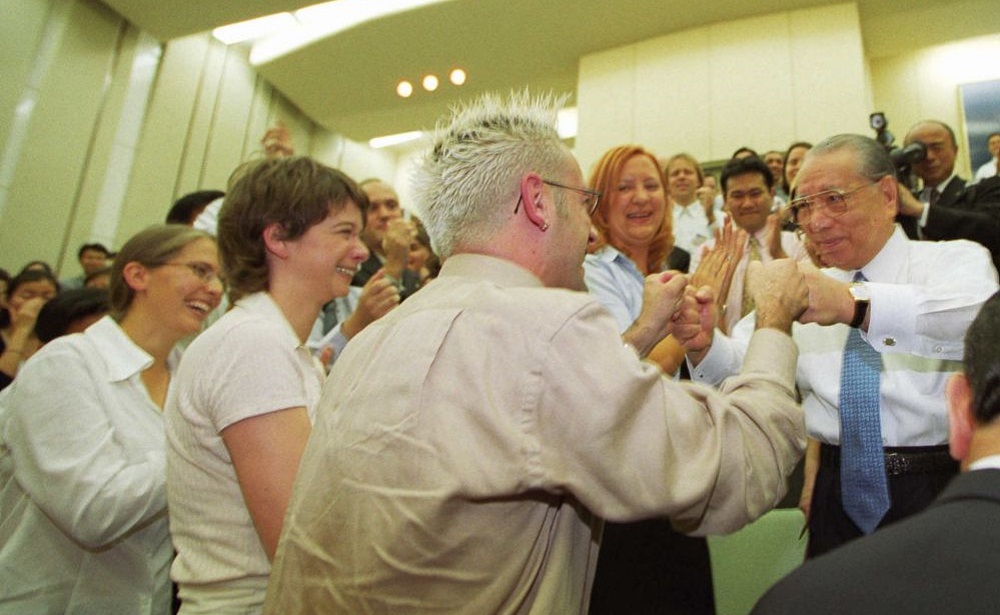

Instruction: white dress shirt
[0,316,172,614]
[692,227,998,446]
[672,201,714,255]
[972,157,998,184]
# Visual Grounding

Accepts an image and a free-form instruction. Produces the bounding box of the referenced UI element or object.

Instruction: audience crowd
[1,99,999,615]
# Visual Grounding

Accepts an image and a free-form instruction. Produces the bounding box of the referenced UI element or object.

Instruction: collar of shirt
[968,454,1000,471]
[84,315,154,382]
[591,244,643,272]
[824,225,908,284]
[923,174,960,201]
[440,253,545,289]
[749,227,770,247]
[674,201,702,218]
[236,291,308,351]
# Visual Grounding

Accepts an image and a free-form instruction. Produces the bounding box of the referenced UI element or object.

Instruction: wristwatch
[848,282,870,328]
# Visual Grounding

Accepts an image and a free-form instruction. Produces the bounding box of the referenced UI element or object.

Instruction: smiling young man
[684,134,998,557]
[666,153,715,257]
[352,179,421,299]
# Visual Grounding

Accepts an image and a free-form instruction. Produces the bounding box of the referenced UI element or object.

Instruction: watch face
[849,282,871,301]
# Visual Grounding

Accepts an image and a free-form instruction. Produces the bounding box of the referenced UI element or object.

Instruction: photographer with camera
[895,120,1000,271]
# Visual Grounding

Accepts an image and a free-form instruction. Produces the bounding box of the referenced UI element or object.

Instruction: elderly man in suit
[753,289,1000,614]
[896,120,1000,269]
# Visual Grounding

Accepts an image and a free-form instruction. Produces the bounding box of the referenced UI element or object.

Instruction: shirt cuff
[689,329,740,386]
[918,200,931,228]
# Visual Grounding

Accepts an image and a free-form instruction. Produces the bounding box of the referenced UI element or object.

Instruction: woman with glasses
[165,157,370,614]
[583,145,740,615]
[0,224,222,614]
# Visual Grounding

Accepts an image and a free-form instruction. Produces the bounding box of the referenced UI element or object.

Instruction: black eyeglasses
[788,180,880,225]
[515,179,602,216]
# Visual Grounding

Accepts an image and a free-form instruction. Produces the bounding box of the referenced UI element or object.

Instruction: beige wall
[576,3,873,174]
[3,0,998,276]
[0,0,396,276]
[575,2,1000,178]
[870,33,1000,178]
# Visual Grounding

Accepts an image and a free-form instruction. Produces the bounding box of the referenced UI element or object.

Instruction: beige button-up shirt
[264,253,804,614]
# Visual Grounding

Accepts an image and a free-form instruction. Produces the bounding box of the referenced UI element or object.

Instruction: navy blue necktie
[839,272,889,534]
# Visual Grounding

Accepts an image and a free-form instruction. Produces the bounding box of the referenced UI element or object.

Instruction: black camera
[870,112,926,189]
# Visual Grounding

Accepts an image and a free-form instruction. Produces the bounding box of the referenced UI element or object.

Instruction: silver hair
[806,134,894,181]
[411,91,572,258]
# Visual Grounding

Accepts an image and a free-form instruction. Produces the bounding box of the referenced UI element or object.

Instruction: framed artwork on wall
[960,79,1000,170]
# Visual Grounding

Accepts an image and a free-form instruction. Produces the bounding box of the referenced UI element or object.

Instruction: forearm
[683,329,804,535]
[0,329,34,377]
[622,319,667,358]
[647,335,684,376]
[8,386,167,547]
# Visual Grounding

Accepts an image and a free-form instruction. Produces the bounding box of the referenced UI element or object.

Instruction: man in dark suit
[896,120,1000,270]
[316,179,416,341]
[353,179,421,299]
[752,289,1000,614]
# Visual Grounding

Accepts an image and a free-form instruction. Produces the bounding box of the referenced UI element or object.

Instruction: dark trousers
[588,519,715,615]
[806,444,957,558]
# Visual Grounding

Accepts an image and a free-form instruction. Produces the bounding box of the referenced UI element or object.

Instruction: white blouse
[0,316,172,615]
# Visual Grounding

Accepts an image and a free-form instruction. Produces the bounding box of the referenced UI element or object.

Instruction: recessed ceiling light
[449,69,466,86]
[397,80,414,98]
[422,75,439,92]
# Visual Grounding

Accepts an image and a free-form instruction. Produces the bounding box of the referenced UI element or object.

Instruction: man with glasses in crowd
[684,134,998,557]
[262,92,812,614]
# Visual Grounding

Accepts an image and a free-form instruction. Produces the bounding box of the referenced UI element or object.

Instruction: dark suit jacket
[752,469,1000,614]
[898,175,1000,270]
[352,253,421,300]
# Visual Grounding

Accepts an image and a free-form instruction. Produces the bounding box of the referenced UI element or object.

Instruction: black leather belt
[819,443,958,476]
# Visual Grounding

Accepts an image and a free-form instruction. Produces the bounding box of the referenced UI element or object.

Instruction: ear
[878,174,898,217]
[946,373,975,462]
[122,261,149,293]
[518,173,549,232]
[263,222,291,259]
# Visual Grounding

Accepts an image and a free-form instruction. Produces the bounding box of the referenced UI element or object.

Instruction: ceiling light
[397,80,414,98]
[422,75,439,91]
[253,0,457,65]
[369,131,424,149]
[449,69,466,86]
[212,13,297,45]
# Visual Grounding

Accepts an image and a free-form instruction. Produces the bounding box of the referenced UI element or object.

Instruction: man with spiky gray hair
[263,92,809,614]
